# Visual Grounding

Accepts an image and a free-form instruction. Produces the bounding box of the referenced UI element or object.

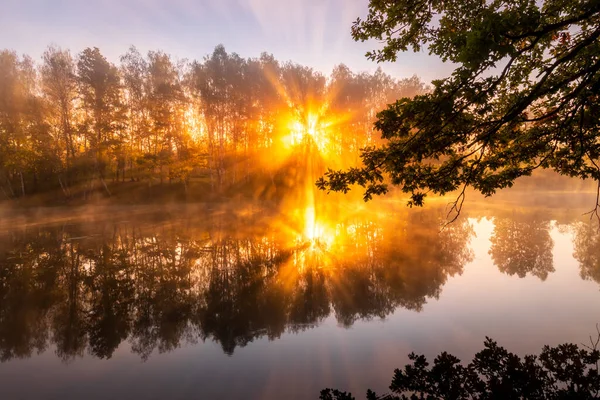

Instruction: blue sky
[0,0,454,82]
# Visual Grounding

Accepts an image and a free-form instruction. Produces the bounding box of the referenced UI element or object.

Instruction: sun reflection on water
[293,204,335,264]
[272,83,345,267]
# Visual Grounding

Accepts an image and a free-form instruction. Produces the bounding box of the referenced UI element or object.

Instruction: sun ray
[257,62,364,270]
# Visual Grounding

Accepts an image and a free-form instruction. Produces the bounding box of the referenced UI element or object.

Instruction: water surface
[0,198,599,399]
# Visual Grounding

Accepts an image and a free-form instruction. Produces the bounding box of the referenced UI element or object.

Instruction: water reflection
[573,220,600,284]
[0,207,473,361]
[489,212,555,280]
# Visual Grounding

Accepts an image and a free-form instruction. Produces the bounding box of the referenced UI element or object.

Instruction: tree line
[0,45,427,201]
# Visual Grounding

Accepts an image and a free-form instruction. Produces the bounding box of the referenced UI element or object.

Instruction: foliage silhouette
[321,336,600,399]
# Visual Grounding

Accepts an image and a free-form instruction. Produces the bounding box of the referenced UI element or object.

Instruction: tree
[146,50,184,184]
[317,0,600,217]
[120,46,150,182]
[77,47,124,188]
[190,45,245,188]
[41,46,77,185]
[0,51,56,197]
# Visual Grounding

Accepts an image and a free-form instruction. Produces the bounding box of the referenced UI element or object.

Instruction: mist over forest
[0,44,433,204]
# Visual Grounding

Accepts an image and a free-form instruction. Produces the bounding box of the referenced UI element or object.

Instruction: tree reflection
[196,239,290,355]
[0,208,474,361]
[329,211,473,326]
[288,268,330,331]
[573,221,600,284]
[86,240,135,359]
[52,241,87,362]
[0,229,60,361]
[489,213,555,280]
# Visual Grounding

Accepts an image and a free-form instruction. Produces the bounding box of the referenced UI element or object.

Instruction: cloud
[241,0,329,46]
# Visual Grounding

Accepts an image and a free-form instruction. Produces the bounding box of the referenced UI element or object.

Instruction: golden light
[284,111,331,152]
[283,110,339,256]
[304,206,317,239]
[257,67,359,268]
[297,204,335,254]
[306,114,317,137]
[184,104,205,142]
[303,206,330,243]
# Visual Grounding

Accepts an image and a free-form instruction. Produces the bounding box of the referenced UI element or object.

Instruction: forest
[0,45,427,202]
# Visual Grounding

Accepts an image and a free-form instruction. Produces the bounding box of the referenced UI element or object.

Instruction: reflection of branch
[581,323,600,396]
[444,141,487,225]
[582,323,600,351]
[445,184,466,226]
[583,180,600,225]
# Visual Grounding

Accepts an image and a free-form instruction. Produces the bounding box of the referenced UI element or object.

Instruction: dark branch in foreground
[321,332,600,399]
[319,0,600,218]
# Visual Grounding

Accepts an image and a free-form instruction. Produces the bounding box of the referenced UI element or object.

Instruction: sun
[306,114,318,138]
[286,112,330,152]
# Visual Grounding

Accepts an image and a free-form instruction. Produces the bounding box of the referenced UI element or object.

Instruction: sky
[0,0,455,83]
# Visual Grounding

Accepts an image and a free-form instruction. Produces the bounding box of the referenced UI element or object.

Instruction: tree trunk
[20,172,25,197]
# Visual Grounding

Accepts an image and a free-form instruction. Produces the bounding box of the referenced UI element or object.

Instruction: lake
[0,195,599,399]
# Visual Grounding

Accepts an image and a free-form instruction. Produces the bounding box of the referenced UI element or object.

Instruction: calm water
[0,197,599,399]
